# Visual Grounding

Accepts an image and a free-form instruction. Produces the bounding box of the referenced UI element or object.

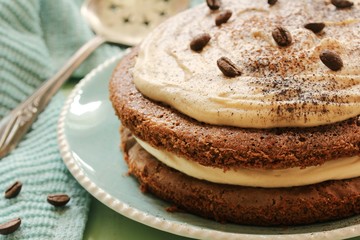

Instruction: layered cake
[109,0,360,226]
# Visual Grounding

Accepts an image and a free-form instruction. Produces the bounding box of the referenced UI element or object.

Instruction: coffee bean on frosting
[217,57,242,77]
[319,50,343,71]
[331,0,354,8]
[190,33,211,52]
[272,26,292,47]
[215,10,232,26]
[268,0,278,5]
[4,181,22,199]
[206,0,221,10]
[304,22,325,33]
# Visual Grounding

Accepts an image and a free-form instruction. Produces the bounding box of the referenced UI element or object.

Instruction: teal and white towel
[0,0,119,239]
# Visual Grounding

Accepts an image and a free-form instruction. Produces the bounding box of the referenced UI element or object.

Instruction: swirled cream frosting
[133,0,360,128]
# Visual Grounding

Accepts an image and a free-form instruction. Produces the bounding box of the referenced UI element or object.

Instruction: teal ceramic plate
[57,54,360,240]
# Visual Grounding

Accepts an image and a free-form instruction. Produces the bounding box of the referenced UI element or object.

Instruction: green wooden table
[84,198,193,239]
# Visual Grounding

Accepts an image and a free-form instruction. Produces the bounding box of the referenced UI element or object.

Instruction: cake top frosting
[133,0,360,128]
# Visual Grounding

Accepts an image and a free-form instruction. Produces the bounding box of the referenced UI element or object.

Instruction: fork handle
[0,35,106,158]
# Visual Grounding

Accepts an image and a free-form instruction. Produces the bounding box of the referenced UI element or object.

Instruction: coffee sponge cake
[110,0,360,226]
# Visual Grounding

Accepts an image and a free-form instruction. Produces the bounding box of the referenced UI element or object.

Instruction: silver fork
[0,36,105,158]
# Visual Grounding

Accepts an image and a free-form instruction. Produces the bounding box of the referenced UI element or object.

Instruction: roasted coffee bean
[190,33,211,52]
[4,181,22,199]
[268,0,278,5]
[272,26,292,47]
[215,10,232,26]
[304,22,325,33]
[206,0,221,10]
[217,57,242,77]
[319,50,343,71]
[0,218,21,235]
[47,194,70,207]
[331,0,353,8]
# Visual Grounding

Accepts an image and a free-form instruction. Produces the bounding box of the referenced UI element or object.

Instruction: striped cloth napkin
[0,0,118,239]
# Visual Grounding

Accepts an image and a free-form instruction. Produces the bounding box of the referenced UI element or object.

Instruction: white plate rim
[57,53,360,240]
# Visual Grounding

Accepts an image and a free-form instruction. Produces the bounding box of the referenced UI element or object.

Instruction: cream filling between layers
[136,138,360,188]
[133,0,360,128]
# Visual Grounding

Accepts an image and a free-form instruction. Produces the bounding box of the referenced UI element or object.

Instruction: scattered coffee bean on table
[4,181,22,199]
[0,218,21,235]
[47,194,70,207]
